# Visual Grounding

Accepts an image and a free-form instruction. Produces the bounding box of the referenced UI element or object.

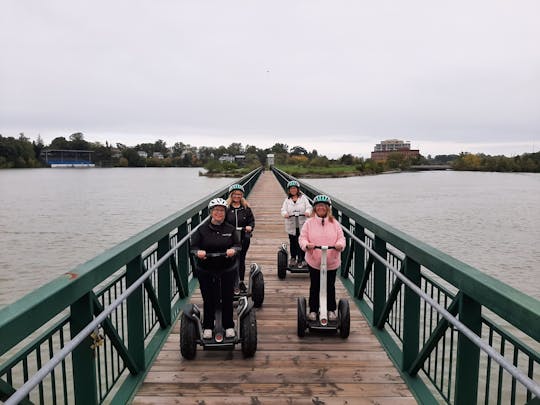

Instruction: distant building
[371,139,420,162]
[152,152,164,159]
[266,153,275,167]
[137,151,148,158]
[41,149,95,167]
[219,154,235,163]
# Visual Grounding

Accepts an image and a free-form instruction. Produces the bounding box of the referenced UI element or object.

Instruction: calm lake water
[0,168,232,308]
[0,168,538,309]
[304,171,540,300]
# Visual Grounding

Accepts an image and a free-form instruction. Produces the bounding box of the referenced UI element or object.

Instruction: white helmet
[208,198,228,210]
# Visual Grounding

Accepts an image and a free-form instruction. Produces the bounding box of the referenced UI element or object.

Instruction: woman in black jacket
[226,184,255,293]
[191,198,242,340]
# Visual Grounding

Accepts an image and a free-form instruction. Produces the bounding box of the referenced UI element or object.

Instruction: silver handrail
[339,224,540,397]
[5,216,210,405]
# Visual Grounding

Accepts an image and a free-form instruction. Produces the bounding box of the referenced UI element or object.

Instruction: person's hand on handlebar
[306,242,315,250]
[245,226,253,233]
[226,248,236,257]
[284,213,290,218]
[335,242,345,252]
[197,250,207,259]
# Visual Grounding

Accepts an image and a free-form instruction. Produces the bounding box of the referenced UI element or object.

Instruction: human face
[314,203,328,217]
[231,191,243,203]
[210,206,226,223]
[289,186,298,196]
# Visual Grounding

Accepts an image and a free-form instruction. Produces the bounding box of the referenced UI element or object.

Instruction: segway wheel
[180,312,198,359]
[277,249,287,279]
[251,271,265,308]
[241,309,257,358]
[297,297,307,337]
[338,298,350,339]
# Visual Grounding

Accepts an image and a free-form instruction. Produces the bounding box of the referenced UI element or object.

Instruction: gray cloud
[1,0,539,157]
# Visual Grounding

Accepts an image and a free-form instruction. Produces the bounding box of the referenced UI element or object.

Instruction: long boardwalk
[133,171,416,404]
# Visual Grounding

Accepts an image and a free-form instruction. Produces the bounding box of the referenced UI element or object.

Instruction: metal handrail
[5,216,210,405]
[339,224,540,397]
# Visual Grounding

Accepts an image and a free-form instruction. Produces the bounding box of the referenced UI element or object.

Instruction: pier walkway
[132,171,416,404]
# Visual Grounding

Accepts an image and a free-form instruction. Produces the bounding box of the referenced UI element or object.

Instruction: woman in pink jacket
[299,194,346,321]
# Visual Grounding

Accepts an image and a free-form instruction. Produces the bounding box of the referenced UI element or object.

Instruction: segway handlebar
[190,250,237,258]
[313,246,336,250]
[287,212,305,218]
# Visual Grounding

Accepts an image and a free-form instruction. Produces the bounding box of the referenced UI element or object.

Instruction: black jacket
[190,221,242,273]
[225,205,255,239]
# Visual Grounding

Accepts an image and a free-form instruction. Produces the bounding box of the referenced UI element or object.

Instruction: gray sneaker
[289,258,297,267]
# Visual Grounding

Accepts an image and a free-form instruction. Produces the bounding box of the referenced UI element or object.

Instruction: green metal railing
[273,167,540,405]
[0,167,263,404]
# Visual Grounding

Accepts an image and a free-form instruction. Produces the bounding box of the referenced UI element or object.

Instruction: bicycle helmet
[287,180,300,189]
[312,194,331,206]
[208,198,228,210]
[228,184,245,193]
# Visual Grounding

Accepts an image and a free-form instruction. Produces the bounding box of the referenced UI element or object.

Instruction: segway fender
[182,303,201,321]
[237,297,254,320]
[250,263,261,276]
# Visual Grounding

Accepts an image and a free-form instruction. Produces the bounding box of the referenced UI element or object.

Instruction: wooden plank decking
[132,171,416,404]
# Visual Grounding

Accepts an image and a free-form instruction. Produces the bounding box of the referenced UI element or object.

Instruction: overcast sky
[1,1,539,158]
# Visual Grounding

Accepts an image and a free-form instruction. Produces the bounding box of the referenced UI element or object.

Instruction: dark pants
[308,265,337,313]
[288,229,305,262]
[198,270,236,329]
[238,237,250,281]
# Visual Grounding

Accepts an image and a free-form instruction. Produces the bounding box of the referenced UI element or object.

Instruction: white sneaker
[202,329,213,339]
[328,311,337,321]
[308,312,317,321]
[225,328,235,338]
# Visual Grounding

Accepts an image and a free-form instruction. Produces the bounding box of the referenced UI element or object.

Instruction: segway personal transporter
[180,252,258,359]
[234,226,265,307]
[297,246,350,338]
[277,212,308,279]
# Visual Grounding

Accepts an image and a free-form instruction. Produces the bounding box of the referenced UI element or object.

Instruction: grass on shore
[276,164,361,178]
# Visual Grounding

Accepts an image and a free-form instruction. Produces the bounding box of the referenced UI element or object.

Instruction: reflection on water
[0,168,233,307]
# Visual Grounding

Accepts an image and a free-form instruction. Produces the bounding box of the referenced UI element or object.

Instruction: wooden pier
[132,171,416,404]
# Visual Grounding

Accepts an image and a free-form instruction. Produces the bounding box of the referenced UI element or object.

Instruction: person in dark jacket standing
[225,184,255,293]
[191,198,242,340]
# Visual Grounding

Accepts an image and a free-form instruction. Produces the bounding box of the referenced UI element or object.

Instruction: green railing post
[340,214,350,278]
[177,222,189,298]
[402,257,421,371]
[353,224,366,298]
[70,293,98,405]
[373,235,387,327]
[126,255,145,371]
[454,293,482,404]
[157,235,172,326]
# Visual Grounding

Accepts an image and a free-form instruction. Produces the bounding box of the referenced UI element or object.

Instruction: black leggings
[288,229,305,262]
[308,265,337,313]
[238,237,250,281]
[198,270,236,329]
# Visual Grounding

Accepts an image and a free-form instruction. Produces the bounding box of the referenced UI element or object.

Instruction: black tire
[338,299,350,339]
[297,297,307,337]
[241,309,257,358]
[251,271,265,308]
[277,249,287,279]
[180,312,198,359]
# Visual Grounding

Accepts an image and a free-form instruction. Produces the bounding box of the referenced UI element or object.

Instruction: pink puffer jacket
[299,216,346,271]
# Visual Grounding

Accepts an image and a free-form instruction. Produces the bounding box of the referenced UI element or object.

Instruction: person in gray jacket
[280,180,312,268]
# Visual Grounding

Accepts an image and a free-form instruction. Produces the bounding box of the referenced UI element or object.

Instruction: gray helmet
[208,198,228,210]
[228,184,245,193]
[287,180,300,189]
[313,194,331,206]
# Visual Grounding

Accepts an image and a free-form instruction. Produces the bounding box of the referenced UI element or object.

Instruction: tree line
[1,132,539,173]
